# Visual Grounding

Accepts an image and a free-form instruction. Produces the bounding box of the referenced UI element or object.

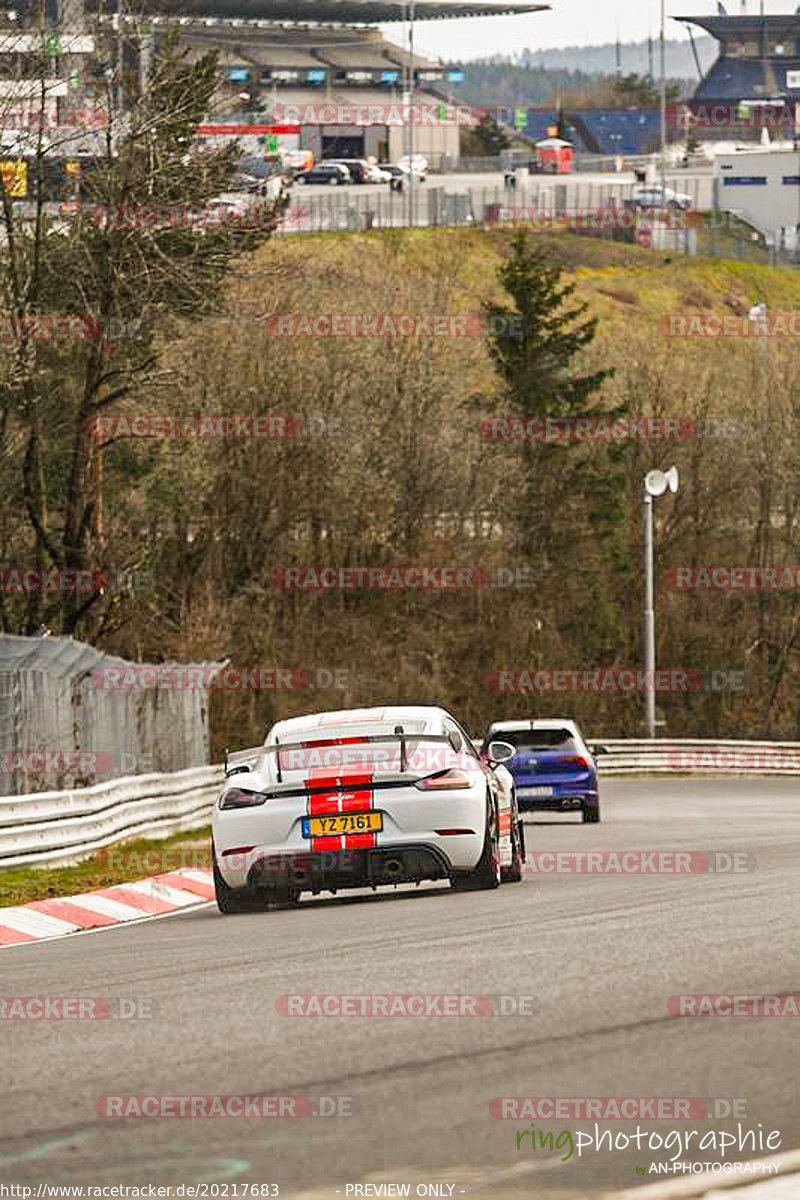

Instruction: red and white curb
[0,868,214,948]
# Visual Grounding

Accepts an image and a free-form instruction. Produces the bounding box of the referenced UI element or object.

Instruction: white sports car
[212,705,525,912]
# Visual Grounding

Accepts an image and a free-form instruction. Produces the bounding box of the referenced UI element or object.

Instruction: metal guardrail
[0,765,223,869]
[594,739,800,776]
[2,740,798,870]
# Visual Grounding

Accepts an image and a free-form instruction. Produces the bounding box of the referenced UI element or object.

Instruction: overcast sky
[383,0,800,63]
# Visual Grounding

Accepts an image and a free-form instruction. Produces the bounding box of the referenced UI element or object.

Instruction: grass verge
[0,826,212,908]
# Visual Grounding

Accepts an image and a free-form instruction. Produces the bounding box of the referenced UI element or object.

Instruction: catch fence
[0,635,220,796]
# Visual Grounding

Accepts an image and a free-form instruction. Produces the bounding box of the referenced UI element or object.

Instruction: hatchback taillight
[551,755,590,768]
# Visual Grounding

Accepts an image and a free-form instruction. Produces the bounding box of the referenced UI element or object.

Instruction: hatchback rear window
[494,728,579,754]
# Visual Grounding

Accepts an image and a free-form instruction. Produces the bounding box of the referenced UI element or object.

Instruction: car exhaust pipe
[384,858,403,875]
[292,869,308,882]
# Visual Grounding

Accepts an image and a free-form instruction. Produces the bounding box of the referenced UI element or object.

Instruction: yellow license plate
[303,812,383,837]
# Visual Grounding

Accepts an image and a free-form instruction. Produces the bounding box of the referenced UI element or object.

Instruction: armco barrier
[594,739,800,776]
[0,765,222,869]
[1,741,799,871]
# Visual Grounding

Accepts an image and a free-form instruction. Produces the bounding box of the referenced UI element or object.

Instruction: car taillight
[415,770,473,790]
[220,788,268,810]
[552,755,590,768]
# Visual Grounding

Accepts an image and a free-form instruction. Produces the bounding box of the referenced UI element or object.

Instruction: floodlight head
[645,470,667,496]
[645,467,679,497]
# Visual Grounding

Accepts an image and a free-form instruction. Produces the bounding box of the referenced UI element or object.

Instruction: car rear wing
[263,730,466,782]
[224,745,263,778]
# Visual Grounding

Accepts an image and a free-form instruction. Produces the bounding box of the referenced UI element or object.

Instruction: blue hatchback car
[480,719,604,823]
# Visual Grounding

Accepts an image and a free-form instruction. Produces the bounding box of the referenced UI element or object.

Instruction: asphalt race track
[3,779,799,1198]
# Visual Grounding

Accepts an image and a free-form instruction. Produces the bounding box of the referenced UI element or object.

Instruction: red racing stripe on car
[305,771,378,851]
[341,774,376,850]
[306,774,343,851]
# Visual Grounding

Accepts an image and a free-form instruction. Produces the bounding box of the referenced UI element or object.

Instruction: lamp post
[643,466,679,738]
[404,0,416,228]
[660,0,667,197]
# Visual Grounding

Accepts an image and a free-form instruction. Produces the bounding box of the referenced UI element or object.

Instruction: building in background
[676,8,800,143]
[2,0,549,180]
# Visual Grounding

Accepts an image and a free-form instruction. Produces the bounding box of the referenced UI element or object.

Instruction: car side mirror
[591,745,609,756]
[487,740,515,764]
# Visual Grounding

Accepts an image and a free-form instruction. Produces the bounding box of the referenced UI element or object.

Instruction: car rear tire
[582,801,600,824]
[213,851,265,914]
[451,803,501,891]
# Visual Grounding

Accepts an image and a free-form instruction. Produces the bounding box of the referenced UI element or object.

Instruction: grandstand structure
[675,9,800,137]
[677,10,800,104]
[2,0,550,166]
[515,7,800,158]
[518,108,663,156]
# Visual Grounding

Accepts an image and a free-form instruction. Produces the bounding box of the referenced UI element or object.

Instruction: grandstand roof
[175,27,442,70]
[96,0,549,22]
[674,14,800,40]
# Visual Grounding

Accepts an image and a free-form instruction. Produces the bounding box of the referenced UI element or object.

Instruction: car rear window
[494,728,579,754]
[273,721,430,772]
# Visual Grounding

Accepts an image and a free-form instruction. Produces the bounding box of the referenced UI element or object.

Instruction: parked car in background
[630,184,692,211]
[326,160,392,184]
[398,154,429,178]
[364,163,392,183]
[382,163,426,190]
[479,718,605,823]
[325,159,370,183]
[293,163,351,186]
